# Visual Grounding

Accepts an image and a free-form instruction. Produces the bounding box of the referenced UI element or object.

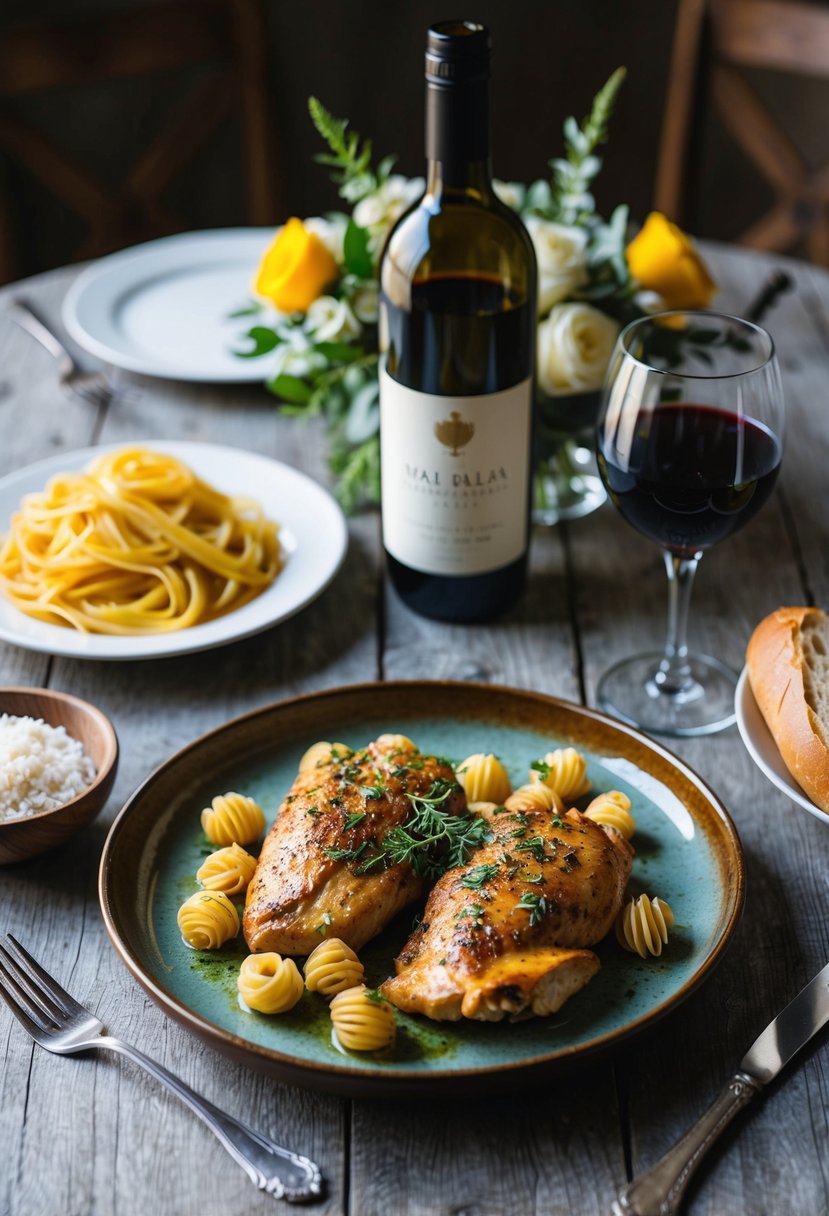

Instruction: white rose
[524,216,589,313]
[353,175,424,253]
[537,302,620,397]
[305,214,347,264]
[304,295,362,343]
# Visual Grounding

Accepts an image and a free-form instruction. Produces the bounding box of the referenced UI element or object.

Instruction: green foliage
[308,96,393,202]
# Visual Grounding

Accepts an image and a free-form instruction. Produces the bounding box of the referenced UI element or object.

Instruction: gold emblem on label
[434,410,474,456]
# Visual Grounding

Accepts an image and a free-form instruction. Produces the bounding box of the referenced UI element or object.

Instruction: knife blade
[740,958,829,1086]
[611,960,829,1216]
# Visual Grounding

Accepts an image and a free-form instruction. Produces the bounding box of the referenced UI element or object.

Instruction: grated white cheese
[0,714,96,822]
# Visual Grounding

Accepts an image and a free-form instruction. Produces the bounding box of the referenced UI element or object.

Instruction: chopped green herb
[515,891,548,926]
[514,836,548,864]
[315,911,333,936]
[364,987,386,1004]
[343,811,366,831]
[438,958,446,966]
[531,759,551,779]
[361,784,387,800]
[458,903,485,924]
[306,805,320,817]
[461,863,500,890]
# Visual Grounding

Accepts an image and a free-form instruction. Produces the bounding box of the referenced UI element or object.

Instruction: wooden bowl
[0,687,119,865]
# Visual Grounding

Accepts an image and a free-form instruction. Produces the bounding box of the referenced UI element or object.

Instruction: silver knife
[611,959,829,1216]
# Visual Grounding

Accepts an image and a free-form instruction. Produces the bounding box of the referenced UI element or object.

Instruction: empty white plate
[62,229,274,382]
[735,667,827,823]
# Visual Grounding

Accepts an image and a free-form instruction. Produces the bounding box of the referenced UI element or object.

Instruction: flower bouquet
[237,72,716,515]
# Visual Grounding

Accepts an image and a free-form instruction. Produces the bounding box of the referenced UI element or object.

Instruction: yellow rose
[253,217,339,313]
[626,212,716,310]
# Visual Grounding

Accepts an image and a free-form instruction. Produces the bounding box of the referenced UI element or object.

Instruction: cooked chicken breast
[243,737,466,955]
[381,807,634,1021]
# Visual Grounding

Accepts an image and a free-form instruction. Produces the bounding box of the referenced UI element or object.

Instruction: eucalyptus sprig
[308,96,395,203]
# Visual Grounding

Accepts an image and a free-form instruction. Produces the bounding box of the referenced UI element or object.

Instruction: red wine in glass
[598,403,783,558]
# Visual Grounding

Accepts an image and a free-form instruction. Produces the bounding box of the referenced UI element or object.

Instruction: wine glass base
[533,458,607,525]
[596,651,738,738]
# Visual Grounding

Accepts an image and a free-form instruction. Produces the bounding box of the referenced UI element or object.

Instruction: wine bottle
[379,19,537,622]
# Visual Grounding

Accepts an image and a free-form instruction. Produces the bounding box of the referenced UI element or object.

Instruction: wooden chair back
[655,0,829,264]
[0,0,281,283]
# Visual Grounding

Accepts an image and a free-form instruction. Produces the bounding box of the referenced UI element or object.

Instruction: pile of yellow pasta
[0,446,282,634]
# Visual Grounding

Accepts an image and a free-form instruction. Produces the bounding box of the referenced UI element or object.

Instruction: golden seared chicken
[243,736,468,955]
[381,807,633,1021]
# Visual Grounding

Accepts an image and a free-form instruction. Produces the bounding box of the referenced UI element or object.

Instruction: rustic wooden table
[0,244,827,1216]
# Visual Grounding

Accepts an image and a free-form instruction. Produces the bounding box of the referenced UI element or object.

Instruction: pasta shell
[584,791,636,840]
[177,891,239,950]
[330,984,396,1052]
[529,748,591,800]
[298,741,352,771]
[616,895,674,958]
[456,753,511,804]
[196,842,257,895]
[237,953,304,1014]
[200,791,265,846]
[374,733,417,754]
[504,783,564,814]
[304,937,364,997]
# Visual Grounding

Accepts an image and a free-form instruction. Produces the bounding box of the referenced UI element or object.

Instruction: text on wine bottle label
[380,367,532,576]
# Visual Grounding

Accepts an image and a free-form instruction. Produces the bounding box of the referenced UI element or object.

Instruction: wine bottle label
[380,364,532,576]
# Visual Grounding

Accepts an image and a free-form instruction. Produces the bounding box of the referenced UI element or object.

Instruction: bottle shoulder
[381,194,536,301]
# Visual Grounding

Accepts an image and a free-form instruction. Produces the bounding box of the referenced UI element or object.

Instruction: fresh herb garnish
[458,904,485,925]
[361,784,387,801]
[530,759,551,779]
[514,836,548,864]
[515,891,548,926]
[315,911,333,935]
[380,781,490,879]
[461,863,500,891]
[343,811,366,832]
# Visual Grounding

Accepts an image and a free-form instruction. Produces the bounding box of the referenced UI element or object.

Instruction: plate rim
[62,227,274,382]
[0,440,347,661]
[735,666,827,822]
[98,680,746,1095]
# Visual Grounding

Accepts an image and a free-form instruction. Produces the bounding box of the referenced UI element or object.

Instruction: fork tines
[0,934,75,1031]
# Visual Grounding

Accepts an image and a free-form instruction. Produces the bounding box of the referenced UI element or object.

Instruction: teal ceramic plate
[99,682,744,1097]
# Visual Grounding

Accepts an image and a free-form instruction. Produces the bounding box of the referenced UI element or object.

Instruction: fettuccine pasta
[0,447,282,634]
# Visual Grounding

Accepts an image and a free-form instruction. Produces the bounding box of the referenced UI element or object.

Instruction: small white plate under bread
[735,668,828,823]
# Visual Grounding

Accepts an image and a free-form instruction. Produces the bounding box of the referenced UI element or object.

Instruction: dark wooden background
[3,0,829,281]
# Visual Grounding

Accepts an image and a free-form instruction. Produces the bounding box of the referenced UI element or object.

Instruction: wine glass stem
[655,552,701,694]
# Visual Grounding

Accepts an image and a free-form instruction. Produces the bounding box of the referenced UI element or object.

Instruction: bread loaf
[746,607,829,813]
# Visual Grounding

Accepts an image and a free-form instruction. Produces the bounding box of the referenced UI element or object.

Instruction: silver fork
[7,298,133,409]
[0,935,323,1203]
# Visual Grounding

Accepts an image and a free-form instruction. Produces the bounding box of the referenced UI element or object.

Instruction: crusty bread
[746,607,829,813]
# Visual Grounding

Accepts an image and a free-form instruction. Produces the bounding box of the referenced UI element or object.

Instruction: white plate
[0,442,347,661]
[62,229,273,382]
[735,667,827,823]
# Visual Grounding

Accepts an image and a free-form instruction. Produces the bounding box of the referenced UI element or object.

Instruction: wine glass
[595,310,784,737]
